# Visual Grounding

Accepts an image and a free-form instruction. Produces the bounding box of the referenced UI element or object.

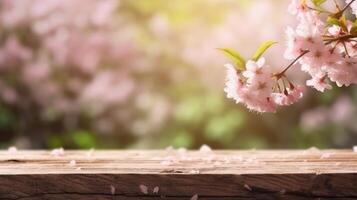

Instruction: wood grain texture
[0,150,356,200]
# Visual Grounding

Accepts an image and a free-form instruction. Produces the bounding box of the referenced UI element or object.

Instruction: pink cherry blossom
[284,27,307,60]
[299,44,332,75]
[306,72,332,92]
[224,58,277,113]
[328,25,342,36]
[224,57,304,113]
[288,0,305,15]
[243,58,269,79]
[224,63,243,103]
[272,85,304,106]
[288,0,311,18]
[327,57,357,87]
[244,58,274,97]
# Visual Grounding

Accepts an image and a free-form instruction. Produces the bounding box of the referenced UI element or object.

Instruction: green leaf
[340,15,348,32]
[252,41,277,61]
[312,0,327,6]
[327,15,348,32]
[217,48,246,70]
[351,20,357,34]
[351,26,357,34]
[327,16,341,26]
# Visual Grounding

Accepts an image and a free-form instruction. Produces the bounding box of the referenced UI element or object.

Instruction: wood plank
[0,150,356,199]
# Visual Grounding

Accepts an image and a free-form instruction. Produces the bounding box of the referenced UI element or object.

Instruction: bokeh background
[0,0,356,149]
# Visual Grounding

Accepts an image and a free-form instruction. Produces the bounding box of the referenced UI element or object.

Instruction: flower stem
[333,0,342,11]
[342,42,351,57]
[334,0,356,17]
[275,50,310,78]
[343,0,356,12]
[324,34,357,45]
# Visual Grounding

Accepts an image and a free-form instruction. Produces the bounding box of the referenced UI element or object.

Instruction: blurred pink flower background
[0,0,356,149]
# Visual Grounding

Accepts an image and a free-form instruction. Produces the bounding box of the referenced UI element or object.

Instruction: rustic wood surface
[0,150,357,200]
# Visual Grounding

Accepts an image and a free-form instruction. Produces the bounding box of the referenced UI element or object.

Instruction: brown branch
[275,50,310,78]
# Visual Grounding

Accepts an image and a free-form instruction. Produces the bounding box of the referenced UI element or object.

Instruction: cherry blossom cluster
[286,0,357,91]
[223,0,357,113]
[224,57,304,113]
